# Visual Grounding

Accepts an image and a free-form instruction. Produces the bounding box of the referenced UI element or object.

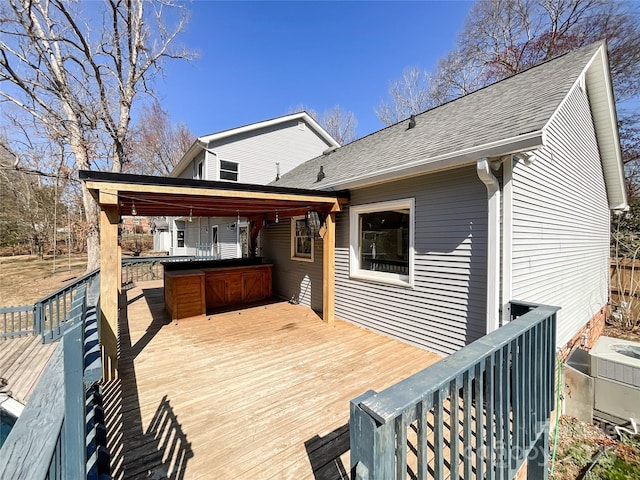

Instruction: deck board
[105,280,442,479]
[0,335,57,404]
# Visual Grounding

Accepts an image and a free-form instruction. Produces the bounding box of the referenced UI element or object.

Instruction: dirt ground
[0,254,88,306]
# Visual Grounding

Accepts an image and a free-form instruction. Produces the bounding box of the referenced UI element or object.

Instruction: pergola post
[323,211,336,324]
[99,191,120,380]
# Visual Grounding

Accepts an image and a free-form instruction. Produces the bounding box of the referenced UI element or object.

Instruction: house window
[195,160,204,180]
[177,229,185,248]
[220,160,239,181]
[349,198,414,286]
[291,216,314,262]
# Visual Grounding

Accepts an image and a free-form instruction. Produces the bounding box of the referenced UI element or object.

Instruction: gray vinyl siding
[334,167,487,356]
[262,220,324,312]
[511,85,609,346]
[209,120,332,185]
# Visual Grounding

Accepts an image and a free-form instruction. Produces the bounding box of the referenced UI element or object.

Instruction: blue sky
[156,1,474,139]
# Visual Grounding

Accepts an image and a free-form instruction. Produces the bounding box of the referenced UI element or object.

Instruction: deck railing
[1,256,217,339]
[0,269,100,341]
[121,254,218,285]
[0,276,110,479]
[350,301,559,480]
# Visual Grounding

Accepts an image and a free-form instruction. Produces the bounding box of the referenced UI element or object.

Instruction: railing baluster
[503,343,512,479]
[475,361,484,480]
[396,413,408,479]
[434,388,445,480]
[450,377,459,479]
[417,399,429,480]
[463,370,472,480]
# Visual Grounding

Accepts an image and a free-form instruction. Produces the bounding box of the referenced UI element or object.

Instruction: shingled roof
[274,42,625,209]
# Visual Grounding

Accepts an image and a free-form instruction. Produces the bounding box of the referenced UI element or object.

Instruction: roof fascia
[321,131,545,190]
[199,112,340,148]
[542,43,627,211]
[169,140,203,178]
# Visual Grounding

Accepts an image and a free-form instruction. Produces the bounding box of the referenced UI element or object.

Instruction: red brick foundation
[557,305,606,361]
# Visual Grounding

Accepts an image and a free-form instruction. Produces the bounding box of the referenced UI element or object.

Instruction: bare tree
[320,105,358,145]
[126,99,195,176]
[288,104,358,145]
[376,67,441,125]
[377,0,640,123]
[0,0,191,269]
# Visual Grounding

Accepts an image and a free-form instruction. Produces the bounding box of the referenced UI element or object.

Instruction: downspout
[477,158,501,334]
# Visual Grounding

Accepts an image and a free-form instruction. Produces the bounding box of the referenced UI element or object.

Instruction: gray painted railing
[121,255,218,285]
[0,305,35,338]
[350,301,559,480]
[0,269,100,341]
[0,276,110,479]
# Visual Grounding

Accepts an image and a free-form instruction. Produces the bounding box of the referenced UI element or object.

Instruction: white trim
[501,156,513,326]
[219,158,239,182]
[199,112,340,147]
[322,131,544,190]
[349,198,415,287]
[290,216,314,262]
[477,159,500,334]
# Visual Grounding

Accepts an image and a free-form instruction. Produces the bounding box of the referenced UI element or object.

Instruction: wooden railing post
[349,390,395,480]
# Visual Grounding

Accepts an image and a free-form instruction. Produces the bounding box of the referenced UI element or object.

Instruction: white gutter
[477,158,501,334]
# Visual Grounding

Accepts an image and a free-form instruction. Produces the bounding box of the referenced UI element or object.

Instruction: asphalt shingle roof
[273,42,602,191]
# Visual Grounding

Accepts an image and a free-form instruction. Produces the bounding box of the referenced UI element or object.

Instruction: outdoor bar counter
[163,258,272,320]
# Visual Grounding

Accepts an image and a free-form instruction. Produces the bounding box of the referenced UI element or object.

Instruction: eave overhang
[321,130,545,191]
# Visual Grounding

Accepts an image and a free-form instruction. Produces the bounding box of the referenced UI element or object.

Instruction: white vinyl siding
[210,120,332,185]
[511,85,609,346]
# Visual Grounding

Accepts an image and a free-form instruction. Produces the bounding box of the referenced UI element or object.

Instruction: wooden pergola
[80,171,349,380]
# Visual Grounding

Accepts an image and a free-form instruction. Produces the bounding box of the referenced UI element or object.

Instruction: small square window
[220,160,239,181]
[291,217,314,262]
[349,198,414,286]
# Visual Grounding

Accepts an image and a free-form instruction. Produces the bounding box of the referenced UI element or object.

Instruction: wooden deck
[104,280,442,479]
[0,335,57,404]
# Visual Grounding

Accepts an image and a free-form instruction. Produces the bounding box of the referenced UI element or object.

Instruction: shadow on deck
[104,280,441,479]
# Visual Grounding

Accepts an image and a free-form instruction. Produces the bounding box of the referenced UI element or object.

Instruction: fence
[0,276,110,479]
[610,257,640,321]
[350,301,559,480]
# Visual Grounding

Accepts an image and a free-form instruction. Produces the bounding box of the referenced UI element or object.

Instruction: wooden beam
[99,189,119,206]
[100,205,120,380]
[84,180,347,206]
[322,212,336,324]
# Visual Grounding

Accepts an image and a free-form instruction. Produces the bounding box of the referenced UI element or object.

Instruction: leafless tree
[320,105,358,145]
[289,104,358,145]
[376,67,441,125]
[377,0,640,123]
[0,0,191,269]
[126,99,195,176]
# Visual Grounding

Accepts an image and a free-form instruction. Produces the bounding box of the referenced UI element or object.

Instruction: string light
[275,210,279,224]
[131,201,137,216]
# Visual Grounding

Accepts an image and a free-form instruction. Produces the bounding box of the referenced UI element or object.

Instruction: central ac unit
[589,336,640,421]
